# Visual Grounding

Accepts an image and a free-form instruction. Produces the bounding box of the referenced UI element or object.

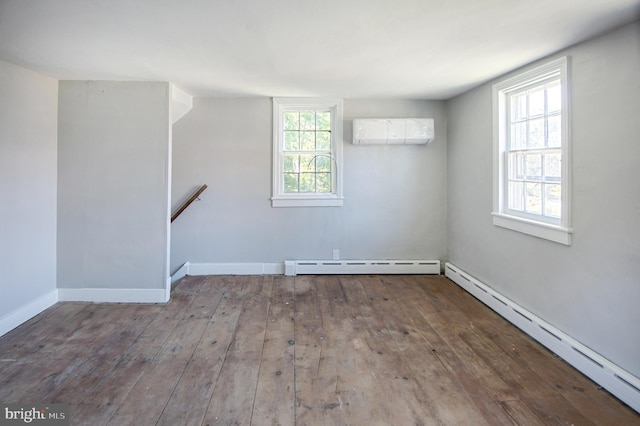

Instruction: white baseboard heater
[284,260,440,276]
[445,262,640,414]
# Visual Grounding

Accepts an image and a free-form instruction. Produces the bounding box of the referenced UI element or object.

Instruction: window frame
[492,57,572,245]
[272,97,344,207]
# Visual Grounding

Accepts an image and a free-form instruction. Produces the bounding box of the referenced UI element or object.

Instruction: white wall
[57,81,171,299]
[447,21,640,377]
[0,60,58,333]
[170,98,446,271]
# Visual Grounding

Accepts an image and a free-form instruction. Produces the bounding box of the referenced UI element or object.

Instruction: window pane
[300,111,316,130]
[525,153,542,179]
[300,154,315,172]
[317,173,331,192]
[316,155,331,172]
[547,84,561,113]
[511,122,527,149]
[301,131,315,150]
[529,89,545,117]
[528,118,545,148]
[284,131,299,150]
[544,184,561,218]
[316,112,331,130]
[516,153,525,179]
[548,115,561,148]
[525,182,542,214]
[300,173,315,192]
[508,181,524,211]
[316,131,331,150]
[544,153,561,181]
[284,112,299,130]
[508,153,524,180]
[284,154,299,172]
[284,173,299,193]
[511,94,527,121]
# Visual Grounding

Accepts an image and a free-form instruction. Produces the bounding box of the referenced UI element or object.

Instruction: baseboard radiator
[445,262,640,414]
[285,259,440,276]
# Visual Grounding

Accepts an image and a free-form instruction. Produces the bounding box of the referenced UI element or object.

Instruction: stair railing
[171,184,207,222]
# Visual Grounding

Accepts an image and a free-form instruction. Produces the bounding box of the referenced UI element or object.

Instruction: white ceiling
[1,0,639,99]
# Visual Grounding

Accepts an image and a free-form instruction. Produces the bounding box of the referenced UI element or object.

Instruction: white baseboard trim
[171,262,190,284]
[0,289,59,337]
[58,288,167,304]
[445,262,640,414]
[172,262,285,279]
[164,276,171,301]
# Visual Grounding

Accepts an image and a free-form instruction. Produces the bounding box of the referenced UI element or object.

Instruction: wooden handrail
[171,184,207,222]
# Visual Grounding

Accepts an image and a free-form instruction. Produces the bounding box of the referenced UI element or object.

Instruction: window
[272,98,343,207]
[492,57,572,244]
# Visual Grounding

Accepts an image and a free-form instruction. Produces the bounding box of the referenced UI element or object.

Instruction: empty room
[1,0,639,424]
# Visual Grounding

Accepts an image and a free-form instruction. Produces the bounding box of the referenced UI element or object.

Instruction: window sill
[492,212,572,245]
[272,196,344,208]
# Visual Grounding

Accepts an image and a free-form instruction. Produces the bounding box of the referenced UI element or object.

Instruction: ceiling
[1,0,639,99]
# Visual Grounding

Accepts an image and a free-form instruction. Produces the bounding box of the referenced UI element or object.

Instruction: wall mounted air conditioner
[352,118,434,145]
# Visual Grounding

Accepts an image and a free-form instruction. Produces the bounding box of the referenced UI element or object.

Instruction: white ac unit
[352,118,434,145]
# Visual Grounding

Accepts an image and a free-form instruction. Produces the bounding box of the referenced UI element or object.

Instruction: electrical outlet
[332,249,340,260]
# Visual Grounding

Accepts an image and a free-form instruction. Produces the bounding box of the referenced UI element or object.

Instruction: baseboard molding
[58,288,168,304]
[164,276,172,301]
[172,262,284,279]
[171,262,190,284]
[0,290,59,337]
[445,262,640,414]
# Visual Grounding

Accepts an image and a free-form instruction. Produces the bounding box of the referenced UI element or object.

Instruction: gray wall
[171,98,446,271]
[57,81,171,291]
[0,60,58,318]
[446,21,640,377]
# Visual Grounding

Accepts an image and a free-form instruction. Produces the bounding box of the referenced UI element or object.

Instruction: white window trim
[492,57,572,245]
[272,97,344,207]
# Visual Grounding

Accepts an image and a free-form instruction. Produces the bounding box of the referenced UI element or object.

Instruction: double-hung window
[272,98,343,207]
[492,57,572,244]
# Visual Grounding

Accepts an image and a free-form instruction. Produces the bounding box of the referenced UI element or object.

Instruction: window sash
[279,107,334,194]
[503,78,563,225]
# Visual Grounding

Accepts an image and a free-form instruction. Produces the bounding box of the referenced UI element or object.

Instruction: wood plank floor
[1,275,638,425]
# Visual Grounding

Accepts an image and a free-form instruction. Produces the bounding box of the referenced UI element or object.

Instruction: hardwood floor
[0,275,638,425]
